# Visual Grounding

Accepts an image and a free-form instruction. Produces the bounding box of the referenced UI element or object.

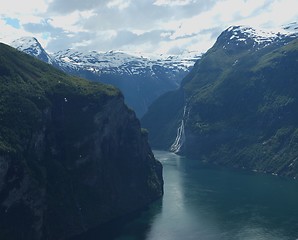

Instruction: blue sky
[0,0,297,56]
[3,17,20,29]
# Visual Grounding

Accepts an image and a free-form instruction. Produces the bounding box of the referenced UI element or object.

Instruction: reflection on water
[73,151,298,240]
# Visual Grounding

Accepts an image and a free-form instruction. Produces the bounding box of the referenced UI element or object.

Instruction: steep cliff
[142,25,298,178]
[11,37,198,117]
[0,43,163,240]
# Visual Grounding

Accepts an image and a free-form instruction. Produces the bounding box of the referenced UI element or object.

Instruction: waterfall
[170,105,188,153]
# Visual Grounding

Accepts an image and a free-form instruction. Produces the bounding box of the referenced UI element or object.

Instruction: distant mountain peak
[227,25,279,40]
[10,37,199,117]
[11,37,53,64]
[11,36,39,48]
[282,21,298,32]
[218,24,298,51]
[52,48,198,76]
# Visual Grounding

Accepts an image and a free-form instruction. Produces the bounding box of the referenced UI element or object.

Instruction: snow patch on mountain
[282,21,298,33]
[11,37,41,55]
[225,24,298,49]
[52,48,199,77]
[11,37,53,64]
[8,36,200,117]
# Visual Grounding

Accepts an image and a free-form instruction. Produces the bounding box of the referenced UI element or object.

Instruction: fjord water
[75,150,298,240]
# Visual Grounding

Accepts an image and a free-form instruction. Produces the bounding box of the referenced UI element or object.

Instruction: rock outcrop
[142,25,298,178]
[11,37,199,117]
[0,43,163,240]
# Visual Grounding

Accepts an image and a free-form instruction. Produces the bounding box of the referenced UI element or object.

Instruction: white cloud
[0,0,49,44]
[263,0,298,26]
[0,19,29,44]
[107,0,131,10]
[154,0,196,6]
[50,12,85,32]
[46,0,108,14]
[0,0,47,16]
[1,0,297,56]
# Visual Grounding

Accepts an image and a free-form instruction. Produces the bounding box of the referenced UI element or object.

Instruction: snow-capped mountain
[142,23,298,178]
[218,23,298,50]
[10,37,199,117]
[52,49,197,77]
[52,49,199,117]
[12,24,296,117]
[10,37,54,64]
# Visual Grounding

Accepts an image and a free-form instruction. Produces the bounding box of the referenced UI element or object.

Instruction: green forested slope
[142,29,298,177]
[0,43,163,240]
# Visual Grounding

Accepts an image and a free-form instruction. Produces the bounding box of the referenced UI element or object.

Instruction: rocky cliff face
[11,37,199,117]
[142,25,298,178]
[0,43,163,240]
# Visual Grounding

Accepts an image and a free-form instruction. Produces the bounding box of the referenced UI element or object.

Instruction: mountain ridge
[10,37,200,117]
[0,42,163,239]
[11,37,54,64]
[142,24,298,178]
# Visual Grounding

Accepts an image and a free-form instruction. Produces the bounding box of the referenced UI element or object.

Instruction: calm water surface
[75,150,298,240]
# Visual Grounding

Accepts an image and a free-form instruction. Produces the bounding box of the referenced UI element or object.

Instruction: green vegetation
[0,43,120,154]
[0,42,163,239]
[142,89,185,148]
[183,38,298,176]
[143,35,298,177]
